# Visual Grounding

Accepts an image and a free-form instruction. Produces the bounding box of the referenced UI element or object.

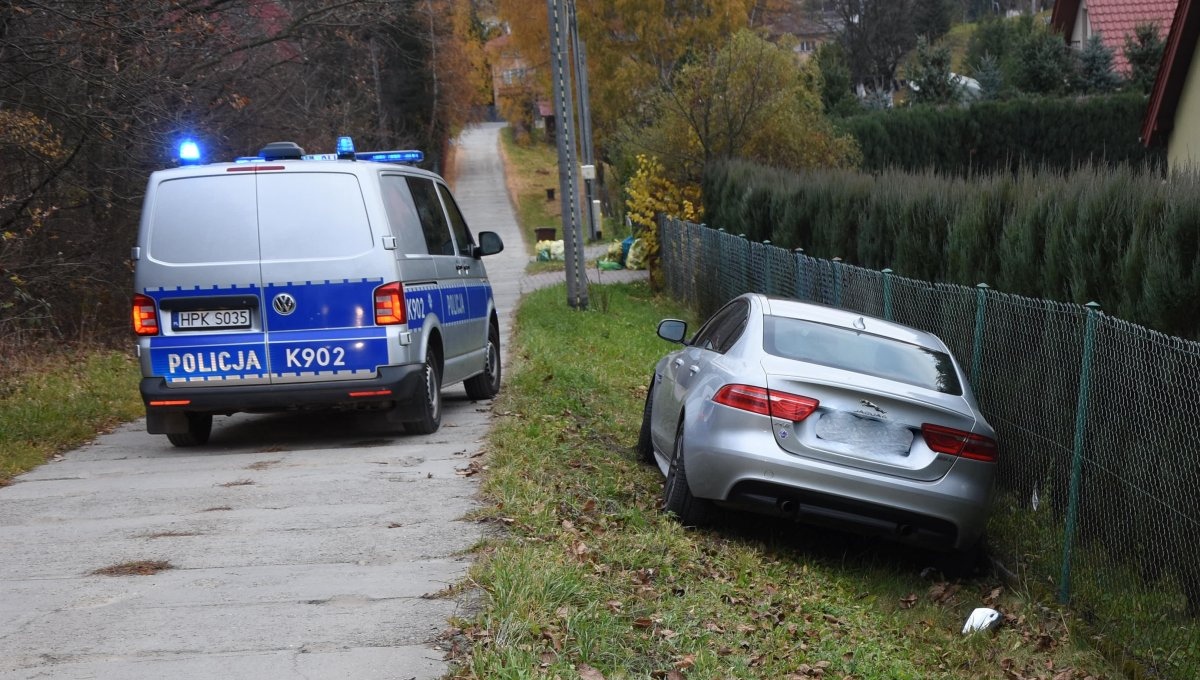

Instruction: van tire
[167,413,213,447]
[405,350,442,434]
[464,321,502,401]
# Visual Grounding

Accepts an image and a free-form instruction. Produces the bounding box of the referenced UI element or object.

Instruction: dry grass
[91,560,173,576]
[217,479,255,487]
[245,459,282,471]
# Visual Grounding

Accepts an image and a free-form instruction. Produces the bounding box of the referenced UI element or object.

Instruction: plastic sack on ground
[597,240,625,270]
[536,239,565,261]
[625,238,648,270]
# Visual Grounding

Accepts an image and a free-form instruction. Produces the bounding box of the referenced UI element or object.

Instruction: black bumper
[140,364,426,433]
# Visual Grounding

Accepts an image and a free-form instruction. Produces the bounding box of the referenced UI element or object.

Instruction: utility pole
[569,2,599,241]
[546,0,588,309]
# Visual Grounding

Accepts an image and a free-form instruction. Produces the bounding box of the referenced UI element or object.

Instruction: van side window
[379,175,429,254]
[437,183,474,257]
[406,177,455,256]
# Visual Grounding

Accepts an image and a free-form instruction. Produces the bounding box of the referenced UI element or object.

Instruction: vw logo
[272,293,297,316]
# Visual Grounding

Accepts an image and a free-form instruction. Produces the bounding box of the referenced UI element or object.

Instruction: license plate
[173,309,252,331]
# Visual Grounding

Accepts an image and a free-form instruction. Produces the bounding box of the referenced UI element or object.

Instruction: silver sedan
[637,293,997,555]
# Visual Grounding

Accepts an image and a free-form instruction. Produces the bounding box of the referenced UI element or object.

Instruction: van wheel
[167,413,212,447]
[405,350,442,434]
[464,321,501,401]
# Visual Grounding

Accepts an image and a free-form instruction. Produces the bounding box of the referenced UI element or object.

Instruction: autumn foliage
[0,0,488,344]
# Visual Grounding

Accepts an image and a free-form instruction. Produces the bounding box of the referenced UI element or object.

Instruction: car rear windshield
[763,316,963,395]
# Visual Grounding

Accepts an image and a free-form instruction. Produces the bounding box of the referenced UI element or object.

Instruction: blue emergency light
[358,150,424,164]
[178,140,201,165]
[336,136,356,159]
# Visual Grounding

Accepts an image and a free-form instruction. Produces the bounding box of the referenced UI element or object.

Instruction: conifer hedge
[701,160,1200,338]
[839,94,1164,175]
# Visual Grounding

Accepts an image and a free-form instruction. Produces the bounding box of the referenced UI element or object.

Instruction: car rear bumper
[140,364,426,433]
[682,407,994,551]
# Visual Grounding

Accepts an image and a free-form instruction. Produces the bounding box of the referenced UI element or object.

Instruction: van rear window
[258,173,372,260]
[149,175,258,264]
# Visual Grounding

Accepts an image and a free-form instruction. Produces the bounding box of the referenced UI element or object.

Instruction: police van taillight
[132,294,160,336]
[374,282,406,325]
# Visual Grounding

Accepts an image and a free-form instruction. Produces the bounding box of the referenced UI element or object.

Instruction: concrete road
[0,123,530,680]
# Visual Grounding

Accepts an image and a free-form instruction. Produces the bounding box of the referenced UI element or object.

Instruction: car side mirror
[657,319,688,344]
[475,231,504,258]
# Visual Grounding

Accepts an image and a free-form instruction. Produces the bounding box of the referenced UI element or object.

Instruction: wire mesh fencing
[659,216,1200,678]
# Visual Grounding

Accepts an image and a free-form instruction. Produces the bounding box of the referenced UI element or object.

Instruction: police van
[132,137,504,446]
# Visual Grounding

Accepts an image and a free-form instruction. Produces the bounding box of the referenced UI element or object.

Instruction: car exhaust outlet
[896,523,915,537]
[778,499,796,515]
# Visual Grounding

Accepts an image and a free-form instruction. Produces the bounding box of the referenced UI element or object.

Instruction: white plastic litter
[961,607,1002,634]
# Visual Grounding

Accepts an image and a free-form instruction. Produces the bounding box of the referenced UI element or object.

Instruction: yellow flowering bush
[624,154,701,289]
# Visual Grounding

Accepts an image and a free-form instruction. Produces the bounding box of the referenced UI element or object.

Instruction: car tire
[635,375,655,464]
[405,350,442,435]
[464,321,502,401]
[663,418,712,526]
[167,413,212,447]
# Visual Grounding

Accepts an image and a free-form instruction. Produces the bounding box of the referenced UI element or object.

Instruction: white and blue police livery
[132,137,504,446]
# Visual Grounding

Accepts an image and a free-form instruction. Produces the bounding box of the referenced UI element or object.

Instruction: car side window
[691,299,749,354]
[405,177,455,256]
[437,184,475,257]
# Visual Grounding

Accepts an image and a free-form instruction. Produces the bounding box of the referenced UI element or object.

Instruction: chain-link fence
[660,216,1200,678]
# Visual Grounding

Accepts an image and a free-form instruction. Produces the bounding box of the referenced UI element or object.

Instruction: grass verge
[449,282,1120,679]
[498,126,563,257]
[0,347,142,484]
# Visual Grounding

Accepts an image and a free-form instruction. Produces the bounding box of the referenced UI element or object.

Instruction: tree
[624,29,859,188]
[974,52,1005,100]
[1076,33,1119,94]
[496,0,761,150]
[1124,22,1167,95]
[1011,22,1073,95]
[907,36,960,105]
[814,42,862,117]
[831,0,917,94]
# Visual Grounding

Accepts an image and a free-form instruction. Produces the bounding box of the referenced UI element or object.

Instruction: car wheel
[405,350,442,434]
[464,321,502,401]
[166,413,212,447]
[663,418,711,526]
[635,375,655,464]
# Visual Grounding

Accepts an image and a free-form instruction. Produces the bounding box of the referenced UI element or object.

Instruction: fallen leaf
[606,600,622,613]
[633,617,655,629]
[899,593,919,609]
[577,663,605,680]
[674,653,696,670]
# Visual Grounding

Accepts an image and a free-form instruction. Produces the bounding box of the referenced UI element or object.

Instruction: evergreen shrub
[701,159,1200,339]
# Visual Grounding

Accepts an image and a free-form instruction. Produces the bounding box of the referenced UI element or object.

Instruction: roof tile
[1085,0,1178,72]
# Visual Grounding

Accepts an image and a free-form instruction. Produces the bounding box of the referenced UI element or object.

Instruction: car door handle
[672,358,684,368]
[688,365,699,375]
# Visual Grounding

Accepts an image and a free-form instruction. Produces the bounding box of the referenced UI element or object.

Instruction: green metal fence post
[882,269,894,320]
[762,240,773,295]
[1059,301,1102,604]
[793,248,806,301]
[971,283,990,388]
[832,257,843,308]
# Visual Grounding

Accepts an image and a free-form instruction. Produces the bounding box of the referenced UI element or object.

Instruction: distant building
[765,1,842,61]
[1051,0,1179,75]
[485,32,533,110]
[1141,0,1200,170]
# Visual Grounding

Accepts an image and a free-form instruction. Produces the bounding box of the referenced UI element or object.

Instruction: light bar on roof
[357,150,424,164]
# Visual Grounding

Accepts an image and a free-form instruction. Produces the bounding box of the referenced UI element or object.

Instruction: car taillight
[132,294,159,336]
[921,423,998,463]
[713,385,819,421]
[374,282,405,325]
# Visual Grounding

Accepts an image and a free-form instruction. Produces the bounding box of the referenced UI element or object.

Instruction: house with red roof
[1051,0,1178,74]
[1142,0,1200,169]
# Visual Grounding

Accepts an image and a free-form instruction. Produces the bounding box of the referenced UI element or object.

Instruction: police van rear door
[255,168,391,385]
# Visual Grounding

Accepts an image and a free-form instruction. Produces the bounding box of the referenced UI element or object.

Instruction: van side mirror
[475,231,504,258]
[657,319,688,344]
